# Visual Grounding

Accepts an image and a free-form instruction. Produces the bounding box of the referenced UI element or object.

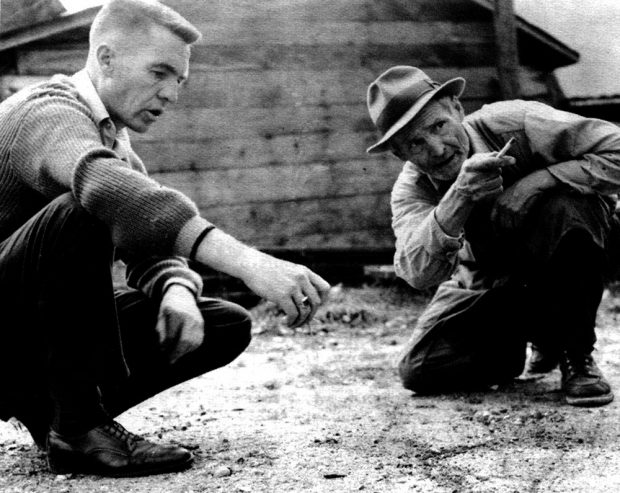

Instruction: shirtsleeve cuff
[430,209,464,252]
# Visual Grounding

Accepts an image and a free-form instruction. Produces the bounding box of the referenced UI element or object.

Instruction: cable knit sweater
[0,70,212,299]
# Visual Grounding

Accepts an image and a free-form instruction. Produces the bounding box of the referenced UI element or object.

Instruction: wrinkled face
[99,24,190,133]
[390,97,470,182]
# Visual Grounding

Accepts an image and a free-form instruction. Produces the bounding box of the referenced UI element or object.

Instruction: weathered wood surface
[3,0,561,249]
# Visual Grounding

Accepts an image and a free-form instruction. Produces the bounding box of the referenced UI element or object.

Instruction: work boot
[525,344,559,374]
[46,420,193,477]
[560,351,614,407]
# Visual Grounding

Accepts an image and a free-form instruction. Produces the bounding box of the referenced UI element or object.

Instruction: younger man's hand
[156,284,205,364]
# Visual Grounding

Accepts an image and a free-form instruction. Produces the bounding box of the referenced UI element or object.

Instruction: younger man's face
[102,24,190,133]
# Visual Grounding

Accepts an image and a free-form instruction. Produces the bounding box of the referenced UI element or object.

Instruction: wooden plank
[164,0,487,24]
[176,69,374,109]
[424,66,548,99]
[171,66,549,110]
[131,131,392,173]
[16,42,498,74]
[16,47,87,75]
[196,193,395,248]
[251,228,396,249]
[131,103,374,140]
[150,158,402,207]
[191,21,493,46]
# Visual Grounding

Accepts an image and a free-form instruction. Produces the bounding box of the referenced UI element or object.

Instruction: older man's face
[391,97,470,182]
[102,24,190,133]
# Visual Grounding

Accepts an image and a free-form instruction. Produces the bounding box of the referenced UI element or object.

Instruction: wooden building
[0,0,578,258]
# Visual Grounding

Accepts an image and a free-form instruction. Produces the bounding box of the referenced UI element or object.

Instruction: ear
[95,44,115,75]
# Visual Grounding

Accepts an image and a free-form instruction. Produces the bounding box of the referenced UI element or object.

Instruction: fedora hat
[366,66,465,154]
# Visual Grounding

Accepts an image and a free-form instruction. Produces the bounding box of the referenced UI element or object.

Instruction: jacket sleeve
[391,162,463,290]
[10,90,212,258]
[524,103,620,194]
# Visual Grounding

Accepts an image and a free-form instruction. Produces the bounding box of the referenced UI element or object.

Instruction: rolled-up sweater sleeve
[10,90,212,258]
[391,163,463,290]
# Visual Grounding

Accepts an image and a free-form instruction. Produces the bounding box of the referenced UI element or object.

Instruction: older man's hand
[156,284,205,364]
[454,152,514,202]
[241,250,331,328]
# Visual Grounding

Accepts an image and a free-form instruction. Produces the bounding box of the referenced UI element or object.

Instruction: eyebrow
[151,62,188,83]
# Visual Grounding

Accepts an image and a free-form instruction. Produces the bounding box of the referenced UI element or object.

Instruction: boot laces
[101,421,142,451]
[562,352,595,377]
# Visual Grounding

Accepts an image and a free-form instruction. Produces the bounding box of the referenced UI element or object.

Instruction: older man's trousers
[399,191,614,393]
[0,193,251,439]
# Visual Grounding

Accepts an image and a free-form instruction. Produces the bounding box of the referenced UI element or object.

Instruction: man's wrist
[434,184,475,237]
[162,280,196,299]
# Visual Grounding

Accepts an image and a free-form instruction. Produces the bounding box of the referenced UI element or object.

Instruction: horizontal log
[16,47,87,75]
[174,66,548,109]
[164,0,487,23]
[132,131,391,173]
[189,42,497,72]
[249,227,396,250]
[132,103,374,140]
[17,42,498,75]
[151,158,402,206]
[191,21,493,46]
[200,192,394,245]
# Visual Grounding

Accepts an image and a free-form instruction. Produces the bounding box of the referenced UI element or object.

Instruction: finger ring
[300,296,310,306]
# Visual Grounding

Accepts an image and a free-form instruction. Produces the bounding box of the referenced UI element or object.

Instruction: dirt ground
[2,282,620,493]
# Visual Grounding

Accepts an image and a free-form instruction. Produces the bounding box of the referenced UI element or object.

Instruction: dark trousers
[399,191,612,393]
[0,193,251,436]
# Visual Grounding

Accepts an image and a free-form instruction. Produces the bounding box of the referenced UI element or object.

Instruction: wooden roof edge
[470,0,580,68]
[0,7,100,53]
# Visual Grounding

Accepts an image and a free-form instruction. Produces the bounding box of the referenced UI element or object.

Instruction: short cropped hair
[90,0,201,47]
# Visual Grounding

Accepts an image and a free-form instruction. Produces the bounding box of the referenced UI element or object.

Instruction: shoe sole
[565,392,614,407]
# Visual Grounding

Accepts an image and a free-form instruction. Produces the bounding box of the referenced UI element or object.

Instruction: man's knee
[398,340,525,394]
[198,298,252,355]
[41,193,110,247]
[398,351,429,393]
[532,192,609,240]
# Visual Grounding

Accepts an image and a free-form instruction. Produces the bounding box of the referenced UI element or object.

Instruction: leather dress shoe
[46,420,193,477]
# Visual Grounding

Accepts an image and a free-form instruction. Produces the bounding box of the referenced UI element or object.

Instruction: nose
[426,135,445,157]
[158,82,179,104]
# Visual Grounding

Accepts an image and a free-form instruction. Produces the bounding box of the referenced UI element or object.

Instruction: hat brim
[366,77,466,154]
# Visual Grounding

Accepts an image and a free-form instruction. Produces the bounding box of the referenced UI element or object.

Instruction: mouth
[144,109,163,121]
[435,153,456,168]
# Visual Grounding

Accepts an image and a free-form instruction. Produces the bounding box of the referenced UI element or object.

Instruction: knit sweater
[0,71,212,299]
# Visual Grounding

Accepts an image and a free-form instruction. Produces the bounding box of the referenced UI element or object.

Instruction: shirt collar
[70,69,131,149]
[70,69,112,127]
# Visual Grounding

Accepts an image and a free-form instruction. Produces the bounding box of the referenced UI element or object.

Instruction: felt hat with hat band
[366,66,466,154]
